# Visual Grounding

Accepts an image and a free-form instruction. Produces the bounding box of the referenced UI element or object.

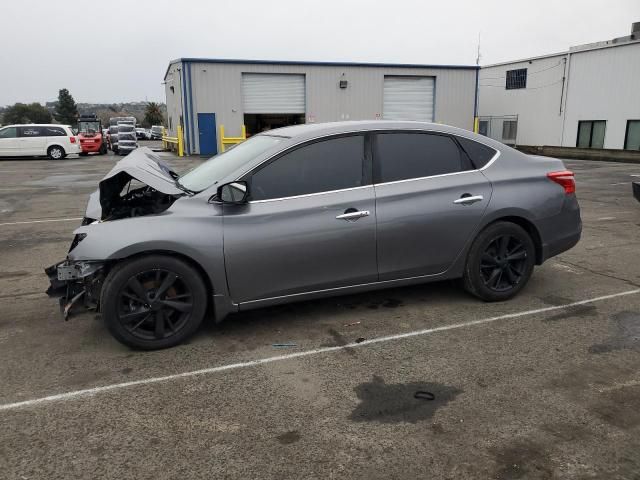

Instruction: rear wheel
[101,255,208,350]
[463,222,535,301]
[99,142,108,155]
[47,145,66,160]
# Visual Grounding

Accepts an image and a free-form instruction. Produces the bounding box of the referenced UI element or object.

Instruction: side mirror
[217,181,249,204]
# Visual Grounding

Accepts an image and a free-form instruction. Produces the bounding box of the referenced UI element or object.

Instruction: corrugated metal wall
[166,61,477,154]
[562,42,640,149]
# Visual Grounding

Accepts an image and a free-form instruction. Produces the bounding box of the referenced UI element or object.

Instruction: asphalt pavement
[0,146,639,479]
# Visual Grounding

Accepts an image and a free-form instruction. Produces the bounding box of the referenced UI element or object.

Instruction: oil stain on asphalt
[589,311,640,354]
[349,375,462,424]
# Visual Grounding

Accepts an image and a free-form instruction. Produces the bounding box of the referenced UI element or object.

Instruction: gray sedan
[46,121,582,349]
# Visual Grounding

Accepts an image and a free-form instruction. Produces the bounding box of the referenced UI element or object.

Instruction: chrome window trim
[243,128,500,203]
[249,184,374,204]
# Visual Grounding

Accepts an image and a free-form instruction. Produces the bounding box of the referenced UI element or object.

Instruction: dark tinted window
[374,133,471,183]
[19,126,45,137]
[42,126,66,136]
[456,136,497,169]
[250,135,365,200]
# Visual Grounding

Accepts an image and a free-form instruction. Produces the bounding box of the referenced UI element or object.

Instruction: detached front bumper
[45,260,105,319]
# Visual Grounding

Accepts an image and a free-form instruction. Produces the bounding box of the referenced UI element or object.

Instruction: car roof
[257,120,506,150]
[1,124,71,128]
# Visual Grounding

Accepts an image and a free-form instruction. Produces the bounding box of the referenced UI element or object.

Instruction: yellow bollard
[177,125,184,157]
[474,117,479,134]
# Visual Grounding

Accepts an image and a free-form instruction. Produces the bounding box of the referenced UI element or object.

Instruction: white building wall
[165,60,478,154]
[478,54,566,146]
[164,63,184,137]
[561,42,640,149]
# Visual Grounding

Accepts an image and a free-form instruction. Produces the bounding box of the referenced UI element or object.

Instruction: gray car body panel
[65,120,581,320]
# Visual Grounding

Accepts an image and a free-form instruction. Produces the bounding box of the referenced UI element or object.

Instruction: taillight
[70,136,76,143]
[547,170,575,194]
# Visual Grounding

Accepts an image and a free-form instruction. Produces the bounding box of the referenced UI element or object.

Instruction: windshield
[78,121,100,134]
[179,135,284,192]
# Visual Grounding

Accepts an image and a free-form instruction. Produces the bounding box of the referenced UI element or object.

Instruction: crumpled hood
[85,147,184,220]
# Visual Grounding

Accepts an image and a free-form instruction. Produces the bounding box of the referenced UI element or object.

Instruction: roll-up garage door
[383,76,435,122]
[242,73,306,114]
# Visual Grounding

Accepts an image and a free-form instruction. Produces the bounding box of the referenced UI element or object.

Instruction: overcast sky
[0,0,637,106]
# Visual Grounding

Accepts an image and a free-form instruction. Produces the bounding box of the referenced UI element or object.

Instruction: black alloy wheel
[117,269,193,341]
[479,235,527,292]
[102,255,207,349]
[463,221,535,301]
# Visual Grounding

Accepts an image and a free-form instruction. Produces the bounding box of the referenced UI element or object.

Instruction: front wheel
[462,222,535,302]
[101,255,208,350]
[47,145,66,160]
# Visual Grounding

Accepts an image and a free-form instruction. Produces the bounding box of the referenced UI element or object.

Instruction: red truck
[77,114,107,156]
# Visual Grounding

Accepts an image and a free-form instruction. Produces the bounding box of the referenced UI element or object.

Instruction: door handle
[336,210,370,220]
[453,195,484,205]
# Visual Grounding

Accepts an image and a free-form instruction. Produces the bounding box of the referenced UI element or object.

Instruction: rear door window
[249,135,366,201]
[19,126,45,137]
[373,132,472,183]
[455,136,497,169]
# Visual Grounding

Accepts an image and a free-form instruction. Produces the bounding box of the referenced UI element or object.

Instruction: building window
[577,120,606,149]
[624,120,640,150]
[502,120,518,142]
[505,68,527,89]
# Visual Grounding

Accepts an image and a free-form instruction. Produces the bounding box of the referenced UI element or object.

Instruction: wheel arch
[113,249,215,299]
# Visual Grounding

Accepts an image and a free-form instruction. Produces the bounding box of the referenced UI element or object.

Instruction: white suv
[0,124,81,159]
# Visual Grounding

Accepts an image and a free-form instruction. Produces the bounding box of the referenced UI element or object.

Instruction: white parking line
[0,217,82,227]
[1,288,638,412]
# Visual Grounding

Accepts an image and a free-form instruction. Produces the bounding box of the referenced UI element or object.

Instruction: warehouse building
[163,59,479,155]
[478,22,640,151]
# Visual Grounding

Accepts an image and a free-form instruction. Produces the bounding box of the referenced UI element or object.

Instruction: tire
[101,255,208,350]
[99,142,108,155]
[462,221,535,302]
[47,145,66,160]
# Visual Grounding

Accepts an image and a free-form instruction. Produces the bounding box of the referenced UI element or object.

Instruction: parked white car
[0,124,81,159]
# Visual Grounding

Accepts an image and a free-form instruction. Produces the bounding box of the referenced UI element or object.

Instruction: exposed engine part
[46,261,106,319]
[104,182,177,221]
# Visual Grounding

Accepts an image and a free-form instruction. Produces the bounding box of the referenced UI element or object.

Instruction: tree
[143,102,164,128]
[2,102,52,124]
[53,88,78,125]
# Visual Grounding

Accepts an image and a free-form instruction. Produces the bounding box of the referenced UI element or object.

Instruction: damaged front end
[45,147,189,319]
[45,259,105,320]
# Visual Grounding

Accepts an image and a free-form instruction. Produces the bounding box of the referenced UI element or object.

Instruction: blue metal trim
[185,62,195,153]
[165,58,479,76]
[181,61,191,155]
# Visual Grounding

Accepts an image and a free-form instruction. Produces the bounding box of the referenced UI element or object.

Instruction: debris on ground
[272,343,297,348]
[343,321,361,327]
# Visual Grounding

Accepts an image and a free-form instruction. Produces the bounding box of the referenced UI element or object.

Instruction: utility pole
[474,32,481,133]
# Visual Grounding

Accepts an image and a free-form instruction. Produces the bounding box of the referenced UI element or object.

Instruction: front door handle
[336,210,370,221]
[453,195,484,205]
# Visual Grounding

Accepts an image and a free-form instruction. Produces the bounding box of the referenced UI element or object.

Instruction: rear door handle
[453,195,484,205]
[336,210,370,221]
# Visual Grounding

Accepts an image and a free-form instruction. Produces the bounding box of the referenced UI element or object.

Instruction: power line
[479,61,563,80]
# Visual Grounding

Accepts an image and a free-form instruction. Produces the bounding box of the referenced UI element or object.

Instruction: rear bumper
[633,181,640,203]
[539,194,582,263]
[80,142,102,153]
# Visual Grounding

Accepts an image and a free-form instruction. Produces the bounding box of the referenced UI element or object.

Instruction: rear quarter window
[455,136,497,169]
[42,127,67,137]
